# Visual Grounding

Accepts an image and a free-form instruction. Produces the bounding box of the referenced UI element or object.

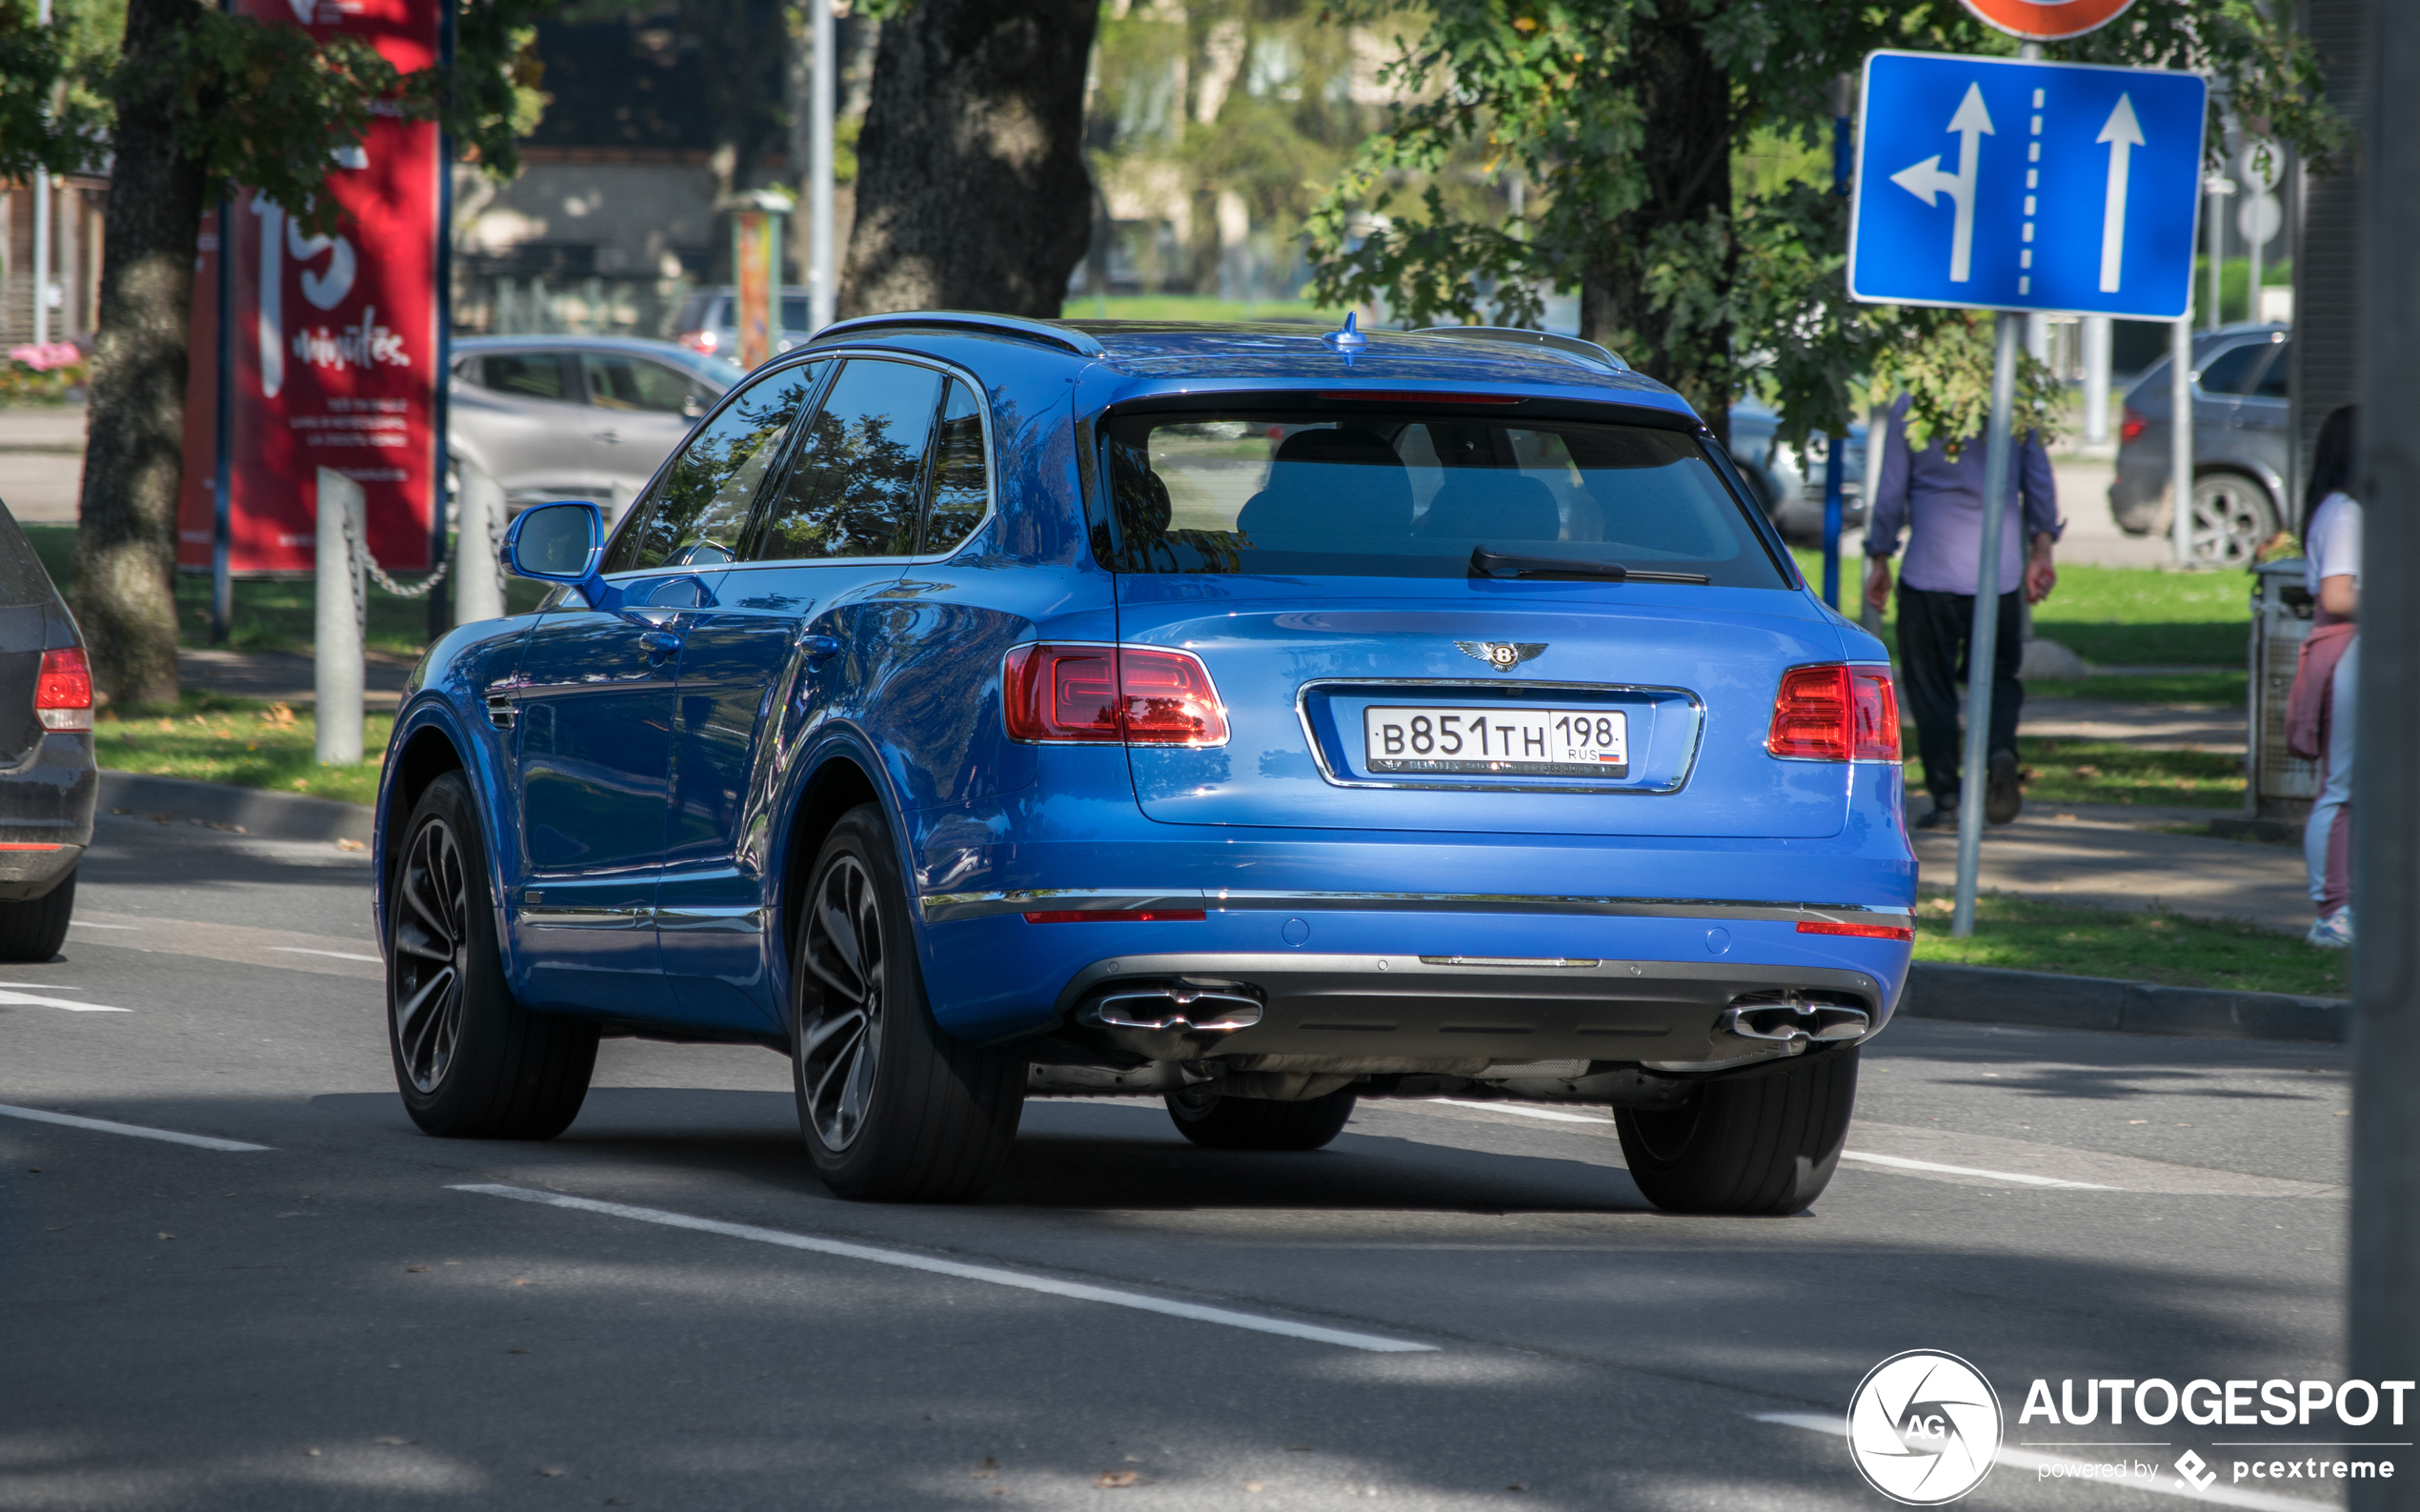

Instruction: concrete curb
[97,770,374,845]
[1901,962,2347,1043]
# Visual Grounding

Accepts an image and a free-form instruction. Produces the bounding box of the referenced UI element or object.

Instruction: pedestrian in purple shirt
[1862,395,2063,829]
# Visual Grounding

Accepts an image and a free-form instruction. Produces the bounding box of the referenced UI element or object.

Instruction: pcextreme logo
[1847,1351,2004,1504]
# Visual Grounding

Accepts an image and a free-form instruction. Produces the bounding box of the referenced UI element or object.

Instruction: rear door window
[604,360,827,573]
[479,352,575,402]
[1095,410,1785,587]
[2197,342,2273,395]
[2254,341,2290,398]
[582,353,708,414]
[748,359,943,561]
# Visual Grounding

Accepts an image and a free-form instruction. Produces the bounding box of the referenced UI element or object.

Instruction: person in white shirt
[2296,407,2359,948]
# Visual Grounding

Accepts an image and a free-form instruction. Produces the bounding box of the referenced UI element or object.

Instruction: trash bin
[2246,557,2320,827]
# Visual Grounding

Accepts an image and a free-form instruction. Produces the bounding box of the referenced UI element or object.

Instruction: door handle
[593,429,621,444]
[640,629,683,660]
[802,634,841,663]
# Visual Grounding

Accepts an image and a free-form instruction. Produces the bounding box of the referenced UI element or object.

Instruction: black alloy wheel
[798,851,884,1153]
[392,814,469,1094]
[790,804,1024,1201]
[387,772,596,1139]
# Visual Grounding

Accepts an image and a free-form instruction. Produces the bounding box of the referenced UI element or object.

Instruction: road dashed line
[0,1101,271,1151]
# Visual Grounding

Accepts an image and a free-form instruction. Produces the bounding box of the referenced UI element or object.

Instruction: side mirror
[504,500,603,582]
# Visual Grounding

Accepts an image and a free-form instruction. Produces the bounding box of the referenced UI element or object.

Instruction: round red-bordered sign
[1960,0,2137,40]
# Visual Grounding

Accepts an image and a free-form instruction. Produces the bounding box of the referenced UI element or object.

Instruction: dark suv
[0,504,94,958]
[2110,323,2289,564]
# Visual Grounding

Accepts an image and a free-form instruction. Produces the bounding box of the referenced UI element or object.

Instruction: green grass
[1913,889,2345,998]
[1797,550,2253,673]
[1909,736,2244,809]
[2039,672,2246,704]
[23,523,547,660]
[93,693,391,806]
[1059,294,1352,326]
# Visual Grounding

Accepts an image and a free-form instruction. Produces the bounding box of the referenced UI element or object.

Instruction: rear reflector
[1022,909,1207,924]
[35,647,92,732]
[1796,920,1914,940]
[1767,664,1899,761]
[1003,643,1228,747]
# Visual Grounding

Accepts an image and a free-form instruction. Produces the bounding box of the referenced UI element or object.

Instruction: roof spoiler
[1410,326,1628,373]
[807,311,1106,358]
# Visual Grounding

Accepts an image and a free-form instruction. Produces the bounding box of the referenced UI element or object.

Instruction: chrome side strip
[918,888,1913,927]
[517,903,765,933]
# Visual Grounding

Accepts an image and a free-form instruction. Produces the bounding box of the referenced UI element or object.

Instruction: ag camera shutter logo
[1847,1350,2005,1503]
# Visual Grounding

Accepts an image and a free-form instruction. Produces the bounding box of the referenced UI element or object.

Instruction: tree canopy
[1306,0,2348,449]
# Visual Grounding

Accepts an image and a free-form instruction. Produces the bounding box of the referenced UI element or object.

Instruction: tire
[793,804,1023,1201]
[2186,473,2279,567]
[1614,1048,1858,1215]
[388,772,596,1139]
[0,869,74,962]
[1165,1086,1358,1151]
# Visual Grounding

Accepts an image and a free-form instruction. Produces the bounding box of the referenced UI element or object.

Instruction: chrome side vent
[486,693,516,730]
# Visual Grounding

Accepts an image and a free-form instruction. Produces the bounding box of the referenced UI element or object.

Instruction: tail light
[2119,407,2147,445]
[35,647,92,731]
[677,329,718,355]
[1767,664,1898,761]
[1003,643,1228,747]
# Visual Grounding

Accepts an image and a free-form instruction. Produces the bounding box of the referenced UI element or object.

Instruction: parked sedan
[2109,322,2289,565]
[448,336,739,515]
[1725,401,1868,543]
[378,313,1914,1216]
[0,503,93,959]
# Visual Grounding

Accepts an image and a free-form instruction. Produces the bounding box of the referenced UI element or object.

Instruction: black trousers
[1896,582,2024,805]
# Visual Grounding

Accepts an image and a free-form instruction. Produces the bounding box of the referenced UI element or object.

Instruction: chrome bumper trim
[919,887,1913,928]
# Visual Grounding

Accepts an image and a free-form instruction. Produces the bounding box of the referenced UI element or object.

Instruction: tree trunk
[71,0,211,708]
[1579,0,1733,446]
[837,0,1099,319]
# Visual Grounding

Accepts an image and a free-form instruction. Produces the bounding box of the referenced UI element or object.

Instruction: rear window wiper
[1469,547,1711,585]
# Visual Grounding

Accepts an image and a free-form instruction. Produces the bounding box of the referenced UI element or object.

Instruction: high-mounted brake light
[1766,664,1898,762]
[1002,643,1229,747]
[35,647,92,732]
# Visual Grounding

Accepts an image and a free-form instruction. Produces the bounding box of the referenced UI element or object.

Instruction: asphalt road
[0,814,2362,1511]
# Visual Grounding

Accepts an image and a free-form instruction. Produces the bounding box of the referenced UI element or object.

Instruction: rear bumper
[0,733,96,899]
[920,901,1914,1053]
[1044,949,1892,1070]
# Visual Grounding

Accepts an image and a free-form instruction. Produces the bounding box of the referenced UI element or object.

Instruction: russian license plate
[1361,705,1629,777]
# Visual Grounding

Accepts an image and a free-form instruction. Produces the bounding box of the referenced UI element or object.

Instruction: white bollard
[2082,315,2112,446]
[453,458,507,625]
[314,467,366,765]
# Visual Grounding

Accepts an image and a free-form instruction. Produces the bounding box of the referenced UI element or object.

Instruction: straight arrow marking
[2098,92,2143,292]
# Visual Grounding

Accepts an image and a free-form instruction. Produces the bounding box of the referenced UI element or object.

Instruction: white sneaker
[2307,910,2354,949]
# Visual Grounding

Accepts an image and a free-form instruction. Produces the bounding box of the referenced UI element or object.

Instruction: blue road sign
[1848,50,2208,320]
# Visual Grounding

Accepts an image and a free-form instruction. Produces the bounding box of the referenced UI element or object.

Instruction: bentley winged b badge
[1456,641,1547,673]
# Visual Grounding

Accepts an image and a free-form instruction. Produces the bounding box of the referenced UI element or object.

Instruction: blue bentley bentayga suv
[374,312,1915,1215]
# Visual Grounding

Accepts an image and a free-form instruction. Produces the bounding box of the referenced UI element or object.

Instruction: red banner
[178,0,442,574]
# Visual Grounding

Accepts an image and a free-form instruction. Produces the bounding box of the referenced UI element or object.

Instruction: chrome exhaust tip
[1720,998,1870,1047]
[1083,983,1264,1034]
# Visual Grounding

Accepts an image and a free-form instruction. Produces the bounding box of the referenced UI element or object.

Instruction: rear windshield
[0,511,57,607]
[1095,410,1785,587]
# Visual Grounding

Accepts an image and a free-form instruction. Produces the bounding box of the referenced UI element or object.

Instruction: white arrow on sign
[1890,83,1994,283]
[2096,93,2143,292]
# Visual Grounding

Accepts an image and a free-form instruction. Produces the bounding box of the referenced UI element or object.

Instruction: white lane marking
[67,920,137,930]
[1754,1412,2332,1512]
[453,1183,1436,1354]
[1838,1149,2115,1190]
[0,988,129,1014]
[0,1102,272,1151]
[272,946,383,963]
[1427,1099,1612,1124]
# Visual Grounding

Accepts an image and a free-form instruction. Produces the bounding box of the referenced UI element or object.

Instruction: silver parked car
[2109,323,2289,564]
[448,335,740,514]
[1725,400,1868,544]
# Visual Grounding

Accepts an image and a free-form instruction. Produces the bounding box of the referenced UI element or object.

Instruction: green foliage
[0,0,555,234]
[1307,0,2346,449]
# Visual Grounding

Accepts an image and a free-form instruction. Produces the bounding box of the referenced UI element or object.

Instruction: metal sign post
[1849,46,2207,937]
